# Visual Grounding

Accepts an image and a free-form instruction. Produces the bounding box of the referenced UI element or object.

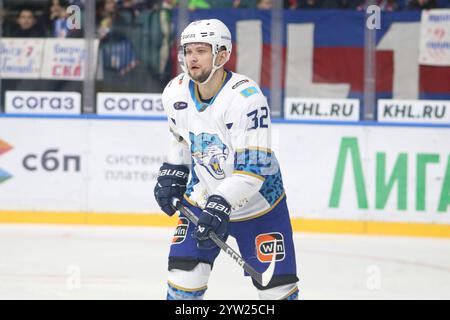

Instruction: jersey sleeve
[166,126,190,166]
[162,79,191,167]
[215,86,278,212]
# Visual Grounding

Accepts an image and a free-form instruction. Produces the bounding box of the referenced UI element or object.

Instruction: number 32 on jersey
[247,106,269,131]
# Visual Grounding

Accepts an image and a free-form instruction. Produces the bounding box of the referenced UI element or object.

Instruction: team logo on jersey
[255,232,285,263]
[232,79,249,90]
[172,217,189,244]
[173,101,188,110]
[240,86,259,98]
[189,132,229,180]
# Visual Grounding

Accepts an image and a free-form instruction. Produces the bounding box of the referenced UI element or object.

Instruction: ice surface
[0,224,449,300]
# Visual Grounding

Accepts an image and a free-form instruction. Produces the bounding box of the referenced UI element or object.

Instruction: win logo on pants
[172,217,189,244]
[255,232,285,263]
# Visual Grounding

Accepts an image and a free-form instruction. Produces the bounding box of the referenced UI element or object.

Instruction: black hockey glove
[154,162,189,216]
[193,195,231,249]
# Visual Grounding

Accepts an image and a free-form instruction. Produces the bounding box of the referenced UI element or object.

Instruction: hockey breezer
[171,197,276,287]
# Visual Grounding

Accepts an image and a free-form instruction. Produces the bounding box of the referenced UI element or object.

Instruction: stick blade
[261,250,277,287]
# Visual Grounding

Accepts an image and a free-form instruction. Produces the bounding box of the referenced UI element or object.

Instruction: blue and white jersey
[162,71,285,221]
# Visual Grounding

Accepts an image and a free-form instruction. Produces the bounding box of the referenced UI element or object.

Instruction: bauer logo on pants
[255,232,285,263]
[172,217,189,244]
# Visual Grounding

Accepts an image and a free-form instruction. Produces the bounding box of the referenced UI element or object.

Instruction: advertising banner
[0,119,88,211]
[275,124,450,225]
[284,98,360,121]
[5,91,82,115]
[0,119,168,213]
[0,38,44,79]
[0,118,449,225]
[40,39,99,80]
[96,93,164,116]
[419,9,450,66]
[377,99,450,124]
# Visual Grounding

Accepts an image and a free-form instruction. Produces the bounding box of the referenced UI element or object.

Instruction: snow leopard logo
[190,132,229,180]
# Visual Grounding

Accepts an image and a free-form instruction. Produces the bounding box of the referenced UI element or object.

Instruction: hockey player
[154,19,299,300]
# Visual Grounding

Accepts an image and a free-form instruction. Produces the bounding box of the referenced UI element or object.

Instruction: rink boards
[0,116,449,238]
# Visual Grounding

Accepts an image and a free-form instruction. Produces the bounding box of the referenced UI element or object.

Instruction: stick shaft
[171,198,267,286]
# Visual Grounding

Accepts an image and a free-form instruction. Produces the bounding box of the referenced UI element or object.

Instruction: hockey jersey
[161,71,285,221]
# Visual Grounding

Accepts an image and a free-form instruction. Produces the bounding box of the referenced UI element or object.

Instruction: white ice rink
[0,224,449,300]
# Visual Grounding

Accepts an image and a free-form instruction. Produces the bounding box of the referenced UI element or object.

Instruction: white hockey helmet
[178,19,232,85]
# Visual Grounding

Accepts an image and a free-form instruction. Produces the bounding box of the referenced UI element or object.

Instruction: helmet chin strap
[196,53,226,85]
[182,52,228,85]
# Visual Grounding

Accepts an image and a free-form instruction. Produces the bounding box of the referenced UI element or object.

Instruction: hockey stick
[171,197,276,287]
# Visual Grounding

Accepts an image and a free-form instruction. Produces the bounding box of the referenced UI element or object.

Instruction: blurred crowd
[162,0,447,9]
[0,1,170,93]
[1,0,448,42]
[0,1,164,39]
[0,0,448,100]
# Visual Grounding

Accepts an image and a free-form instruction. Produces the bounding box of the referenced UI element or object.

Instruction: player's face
[184,43,214,83]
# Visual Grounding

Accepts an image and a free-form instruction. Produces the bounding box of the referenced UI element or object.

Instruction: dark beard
[190,69,212,83]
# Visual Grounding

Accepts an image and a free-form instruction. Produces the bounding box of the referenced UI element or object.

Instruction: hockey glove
[154,162,189,216]
[193,195,231,249]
